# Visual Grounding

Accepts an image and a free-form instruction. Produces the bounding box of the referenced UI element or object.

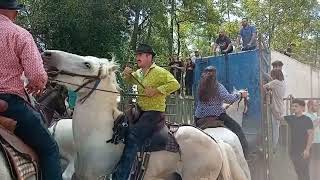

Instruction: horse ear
[109,65,118,75]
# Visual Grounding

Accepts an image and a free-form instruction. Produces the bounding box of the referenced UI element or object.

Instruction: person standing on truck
[237,18,257,51]
[212,29,233,55]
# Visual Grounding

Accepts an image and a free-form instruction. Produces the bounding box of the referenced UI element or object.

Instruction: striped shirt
[195,83,240,118]
[0,14,47,99]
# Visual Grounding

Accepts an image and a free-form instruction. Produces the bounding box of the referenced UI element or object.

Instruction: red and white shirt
[0,14,47,99]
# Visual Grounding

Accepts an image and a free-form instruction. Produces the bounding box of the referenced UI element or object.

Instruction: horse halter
[52,64,104,104]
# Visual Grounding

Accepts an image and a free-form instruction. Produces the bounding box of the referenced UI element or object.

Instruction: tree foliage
[17,0,320,67]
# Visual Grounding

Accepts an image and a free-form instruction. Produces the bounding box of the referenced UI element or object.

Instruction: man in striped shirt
[0,1,62,179]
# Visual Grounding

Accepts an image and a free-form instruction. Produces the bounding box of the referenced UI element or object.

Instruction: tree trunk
[168,0,175,56]
[147,21,152,42]
[177,20,181,57]
[130,8,141,51]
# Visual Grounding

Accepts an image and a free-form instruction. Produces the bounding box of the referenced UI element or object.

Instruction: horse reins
[225,95,249,114]
[49,64,146,104]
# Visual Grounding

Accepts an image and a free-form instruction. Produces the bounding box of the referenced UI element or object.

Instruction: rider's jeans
[0,94,62,180]
[113,111,162,180]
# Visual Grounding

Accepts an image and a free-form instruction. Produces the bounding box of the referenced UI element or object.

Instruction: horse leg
[144,151,180,180]
[164,173,182,180]
[63,158,75,180]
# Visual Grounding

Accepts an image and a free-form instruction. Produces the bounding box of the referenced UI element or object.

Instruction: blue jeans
[0,94,62,180]
[113,111,162,180]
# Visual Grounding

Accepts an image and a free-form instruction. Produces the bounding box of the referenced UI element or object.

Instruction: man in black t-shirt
[212,29,233,54]
[284,99,314,180]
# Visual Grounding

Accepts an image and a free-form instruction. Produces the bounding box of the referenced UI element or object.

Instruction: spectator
[169,54,184,94]
[212,29,233,54]
[304,100,320,180]
[284,43,296,57]
[272,60,284,70]
[263,69,286,152]
[284,99,314,180]
[185,58,195,96]
[237,18,257,51]
[191,49,201,63]
[264,60,286,83]
[272,60,288,83]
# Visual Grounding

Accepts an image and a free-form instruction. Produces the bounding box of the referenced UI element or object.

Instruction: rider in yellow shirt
[113,44,180,180]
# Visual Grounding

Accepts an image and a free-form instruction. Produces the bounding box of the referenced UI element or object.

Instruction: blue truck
[193,46,272,180]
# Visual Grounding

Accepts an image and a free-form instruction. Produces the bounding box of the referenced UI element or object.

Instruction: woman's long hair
[270,69,284,81]
[198,66,218,102]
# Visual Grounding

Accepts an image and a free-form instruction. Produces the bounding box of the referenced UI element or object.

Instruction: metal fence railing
[118,95,195,124]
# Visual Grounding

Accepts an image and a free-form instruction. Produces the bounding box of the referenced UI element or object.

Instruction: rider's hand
[144,87,160,97]
[303,149,310,159]
[0,100,8,112]
[25,82,44,96]
[122,67,133,78]
[240,91,248,98]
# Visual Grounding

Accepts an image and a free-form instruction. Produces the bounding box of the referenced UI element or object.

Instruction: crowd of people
[263,60,319,180]
[1,0,318,179]
[169,18,258,97]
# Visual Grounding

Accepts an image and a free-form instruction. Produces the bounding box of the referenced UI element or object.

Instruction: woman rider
[195,66,249,156]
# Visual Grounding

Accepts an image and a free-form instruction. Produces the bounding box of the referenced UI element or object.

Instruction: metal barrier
[118,95,195,124]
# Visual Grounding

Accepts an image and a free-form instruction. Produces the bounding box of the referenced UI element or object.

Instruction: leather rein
[225,96,249,114]
[48,64,145,104]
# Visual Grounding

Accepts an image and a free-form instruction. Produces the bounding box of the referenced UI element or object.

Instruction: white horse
[49,98,251,180]
[202,95,251,180]
[42,50,244,180]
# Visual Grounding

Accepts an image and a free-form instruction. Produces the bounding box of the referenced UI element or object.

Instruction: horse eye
[84,62,91,69]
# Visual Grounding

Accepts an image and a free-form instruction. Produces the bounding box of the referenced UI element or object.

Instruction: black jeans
[221,47,234,54]
[290,152,310,180]
[242,46,256,51]
[185,71,193,96]
[113,111,162,180]
[0,94,62,180]
[219,113,249,157]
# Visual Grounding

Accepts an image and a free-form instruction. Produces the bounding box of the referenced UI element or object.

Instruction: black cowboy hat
[135,43,156,57]
[0,0,24,10]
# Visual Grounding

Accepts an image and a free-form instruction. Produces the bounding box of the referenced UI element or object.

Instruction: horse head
[223,88,249,126]
[42,50,120,108]
[35,83,69,126]
[232,88,249,114]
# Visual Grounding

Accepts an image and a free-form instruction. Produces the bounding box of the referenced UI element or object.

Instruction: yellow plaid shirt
[124,63,180,112]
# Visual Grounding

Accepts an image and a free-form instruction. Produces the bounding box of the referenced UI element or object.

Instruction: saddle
[109,108,180,180]
[195,116,224,130]
[0,100,40,180]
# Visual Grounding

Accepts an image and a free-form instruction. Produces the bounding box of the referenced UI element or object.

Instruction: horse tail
[218,141,248,180]
[217,140,232,180]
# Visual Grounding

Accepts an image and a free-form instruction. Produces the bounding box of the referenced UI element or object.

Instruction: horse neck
[74,90,117,130]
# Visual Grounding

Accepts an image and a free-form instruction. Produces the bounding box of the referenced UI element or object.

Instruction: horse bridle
[49,64,147,104]
[225,95,249,114]
[52,64,104,103]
